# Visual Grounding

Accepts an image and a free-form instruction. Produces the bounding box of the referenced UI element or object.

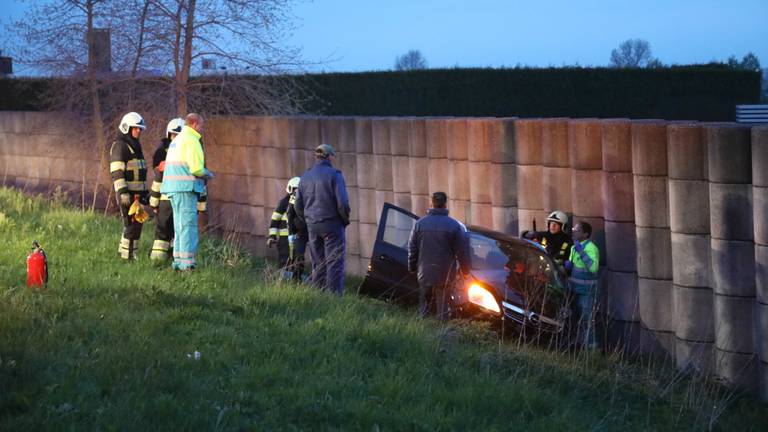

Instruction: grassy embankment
[0,187,766,430]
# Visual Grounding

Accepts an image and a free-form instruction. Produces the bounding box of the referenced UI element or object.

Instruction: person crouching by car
[564,221,600,349]
[407,192,470,320]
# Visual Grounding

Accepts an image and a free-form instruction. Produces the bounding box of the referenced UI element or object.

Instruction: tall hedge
[296,67,761,121]
[1,67,761,121]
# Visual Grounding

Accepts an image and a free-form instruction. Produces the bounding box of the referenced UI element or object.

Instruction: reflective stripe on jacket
[160,126,209,195]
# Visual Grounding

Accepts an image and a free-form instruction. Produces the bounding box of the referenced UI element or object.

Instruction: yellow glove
[128,200,149,223]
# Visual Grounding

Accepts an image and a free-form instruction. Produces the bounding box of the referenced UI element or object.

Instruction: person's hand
[151,206,159,215]
[119,193,131,207]
[205,170,215,180]
[573,240,584,253]
[521,230,534,240]
[564,260,574,272]
[266,236,277,247]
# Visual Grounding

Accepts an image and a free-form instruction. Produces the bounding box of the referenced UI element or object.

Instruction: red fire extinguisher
[27,241,48,289]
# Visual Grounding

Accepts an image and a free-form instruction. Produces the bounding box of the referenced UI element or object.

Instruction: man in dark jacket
[294,144,351,295]
[407,192,470,319]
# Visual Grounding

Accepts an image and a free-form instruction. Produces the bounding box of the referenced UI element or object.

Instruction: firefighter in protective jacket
[521,210,572,267]
[285,176,307,280]
[110,112,149,260]
[267,182,292,267]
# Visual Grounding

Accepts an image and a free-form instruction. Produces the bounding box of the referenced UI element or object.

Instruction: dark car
[358,203,570,333]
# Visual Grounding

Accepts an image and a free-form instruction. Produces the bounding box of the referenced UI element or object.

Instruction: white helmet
[547,210,569,230]
[286,176,300,193]
[166,117,184,138]
[119,112,146,134]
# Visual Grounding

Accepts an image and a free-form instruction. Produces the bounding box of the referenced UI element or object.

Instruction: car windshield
[468,233,564,298]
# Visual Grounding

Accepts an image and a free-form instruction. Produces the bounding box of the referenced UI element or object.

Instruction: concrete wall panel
[676,340,713,374]
[354,118,372,154]
[603,172,635,222]
[671,232,711,288]
[490,118,516,164]
[711,239,755,297]
[347,187,359,222]
[358,222,377,260]
[669,180,710,234]
[447,119,468,161]
[357,188,377,224]
[336,152,357,188]
[518,209,548,235]
[709,183,753,240]
[515,119,542,165]
[606,270,639,321]
[449,160,470,201]
[469,161,493,204]
[674,285,714,342]
[469,202,493,228]
[346,220,360,255]
[758,244,768,303]
[706,124,752,184]
[394,192,411,212]
[633,175,669,228]
[752,186,768,245]
[542,167,572,213]
[408,118,427,158]
[492,206,518,236]
[338,117,357,154]
[390,118,410,156]
[516,164,543,210]
[569,119,602,170]
[467,118,492,162]
[426,118,448,159]
[392,156,411,193]
[571,170,603,217]
[541,119,569,167]
[667,123,707,180]
[638,278,675,332]
[491,163,517,207]
[409,157,430,195]
[356,154,375,189]
[714,295,755,354]
[373,155,393,191]
[605,221,637,272]
[636,227,672,279]
[372,118,391,155]
[411,194,430,218]
[715,350,758,393]
[631,121,668,176]
[428,158,450,196]
[753,126,768,187]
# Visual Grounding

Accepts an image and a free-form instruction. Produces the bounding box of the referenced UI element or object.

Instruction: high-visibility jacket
[568,239,599,293]
[160,126,209,195]
[269,194,290,237]
[109,133,147,196]
[151,138,207,211]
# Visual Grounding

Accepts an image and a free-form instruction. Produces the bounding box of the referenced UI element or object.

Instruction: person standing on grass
[294,144,350,295]
[110,112,149,260]
[407,192,470,319]
[564,221,600,349]
[160,113,215,271]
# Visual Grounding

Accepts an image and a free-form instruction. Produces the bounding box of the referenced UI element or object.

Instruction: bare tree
[739,52,761,72]
[7,0,307,208]
[610,39,654,68]
[394,49,428,71]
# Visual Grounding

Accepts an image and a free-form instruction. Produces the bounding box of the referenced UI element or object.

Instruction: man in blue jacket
[294,144,351,295]
[408,192,470,319]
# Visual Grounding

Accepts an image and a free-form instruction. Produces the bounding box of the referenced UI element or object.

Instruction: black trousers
[419,282,452,320]
[154,200,174,242]
[276,236,290,267]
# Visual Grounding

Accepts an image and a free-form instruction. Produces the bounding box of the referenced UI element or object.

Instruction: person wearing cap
[521,210,572,268]
[407,192,470,319]
[294,144,351,295]
[110,112,149,260]
[160,113,214,271]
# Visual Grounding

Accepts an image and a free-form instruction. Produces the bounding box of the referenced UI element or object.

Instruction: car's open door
[358,203,420,303]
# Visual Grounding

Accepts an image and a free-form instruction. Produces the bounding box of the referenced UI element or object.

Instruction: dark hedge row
[296,67,761,121]
[1,67,761,121]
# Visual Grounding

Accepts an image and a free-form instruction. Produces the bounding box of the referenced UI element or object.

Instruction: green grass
[0,186,766,431]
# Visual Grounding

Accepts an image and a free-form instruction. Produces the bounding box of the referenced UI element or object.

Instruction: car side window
[382,208,416,250]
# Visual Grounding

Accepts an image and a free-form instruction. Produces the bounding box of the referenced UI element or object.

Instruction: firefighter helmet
[546,210,569,230]
[119,112,146,134]
[166,117,184,138]
[286,176,301,193]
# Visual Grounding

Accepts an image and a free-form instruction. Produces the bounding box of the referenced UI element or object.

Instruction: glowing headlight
[467,283,501,314]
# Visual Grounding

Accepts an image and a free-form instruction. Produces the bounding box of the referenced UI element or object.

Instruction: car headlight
[467,283,501,314]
